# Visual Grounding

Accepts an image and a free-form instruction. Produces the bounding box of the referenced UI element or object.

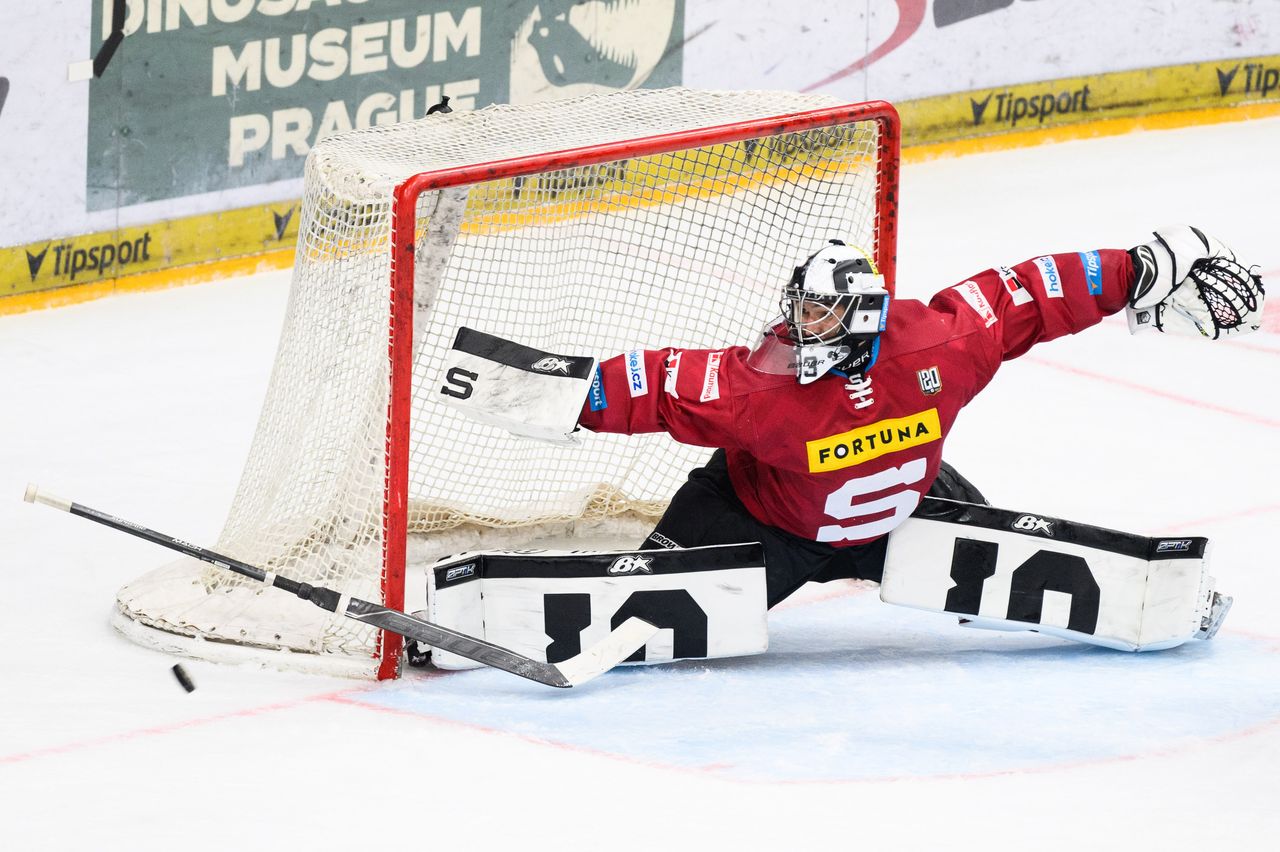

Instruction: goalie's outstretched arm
[930,227,1264,391]
[436,227,1263,448]
[927,248,1134,374]
[575,346,757,450]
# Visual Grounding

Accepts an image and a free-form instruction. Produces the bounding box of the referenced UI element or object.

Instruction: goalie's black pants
[640,450,987,608]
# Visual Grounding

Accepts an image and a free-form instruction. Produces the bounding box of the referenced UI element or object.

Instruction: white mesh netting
[114,88,896,677]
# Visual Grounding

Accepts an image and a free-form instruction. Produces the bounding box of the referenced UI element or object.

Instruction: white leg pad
[880,499,1223,651]
[426,544,769,670]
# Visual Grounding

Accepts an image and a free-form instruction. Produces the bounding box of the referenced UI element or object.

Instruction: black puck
[171,663,196,693]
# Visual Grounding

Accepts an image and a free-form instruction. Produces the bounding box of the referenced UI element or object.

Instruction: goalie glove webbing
[1128,253,1265,340]
[1181,255,1265,338]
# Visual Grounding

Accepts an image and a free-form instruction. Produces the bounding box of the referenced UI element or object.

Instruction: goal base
[113,560,380,679]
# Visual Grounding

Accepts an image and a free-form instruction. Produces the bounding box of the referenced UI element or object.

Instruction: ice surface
[2,117,1279,851]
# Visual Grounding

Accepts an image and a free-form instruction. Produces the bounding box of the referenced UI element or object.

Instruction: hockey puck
[171,663,196,693]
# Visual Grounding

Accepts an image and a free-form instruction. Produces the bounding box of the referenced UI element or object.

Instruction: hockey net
[113,88,900,678]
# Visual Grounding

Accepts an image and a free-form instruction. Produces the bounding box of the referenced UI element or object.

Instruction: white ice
[3,117,1279,851]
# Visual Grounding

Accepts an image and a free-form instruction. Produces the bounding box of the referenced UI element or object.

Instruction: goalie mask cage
[113,88,900,679]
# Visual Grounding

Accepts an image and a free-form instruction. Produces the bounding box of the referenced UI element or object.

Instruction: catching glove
[1127,226,1265,339]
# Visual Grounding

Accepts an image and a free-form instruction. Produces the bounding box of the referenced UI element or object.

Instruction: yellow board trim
[896,53,1280,150]
[0,250,295,316]
[902,100,1280,164]
[1,201,300,317]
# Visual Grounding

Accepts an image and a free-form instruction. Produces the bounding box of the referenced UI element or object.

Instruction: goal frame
[377,100,901,679]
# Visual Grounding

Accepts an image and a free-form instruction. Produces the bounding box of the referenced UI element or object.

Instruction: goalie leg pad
[880,497,1224,651]
[426,543,768,670]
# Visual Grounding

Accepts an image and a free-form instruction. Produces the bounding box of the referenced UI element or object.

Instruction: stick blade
[553,617,660,687]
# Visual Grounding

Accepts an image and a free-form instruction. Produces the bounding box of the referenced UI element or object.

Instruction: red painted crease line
[1155,501,1280,533]
[0,686,376,765]
[1023,356,1280,430]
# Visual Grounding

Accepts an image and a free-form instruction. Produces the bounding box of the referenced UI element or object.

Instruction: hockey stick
[25,485,657,688]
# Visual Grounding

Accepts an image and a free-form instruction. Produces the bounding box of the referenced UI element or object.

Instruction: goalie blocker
[437,326,596,444]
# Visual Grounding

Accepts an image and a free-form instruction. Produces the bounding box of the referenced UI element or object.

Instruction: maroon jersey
[579,250,1133,546]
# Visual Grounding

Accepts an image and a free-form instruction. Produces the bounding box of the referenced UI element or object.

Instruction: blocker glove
[1127,225,1265,339]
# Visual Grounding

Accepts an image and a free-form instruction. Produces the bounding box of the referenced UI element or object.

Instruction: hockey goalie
[428,226,1263,669]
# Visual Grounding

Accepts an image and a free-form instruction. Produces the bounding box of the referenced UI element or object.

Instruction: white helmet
[779,240,889,383]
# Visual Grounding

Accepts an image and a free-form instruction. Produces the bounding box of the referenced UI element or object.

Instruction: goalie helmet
[778,240,889,384]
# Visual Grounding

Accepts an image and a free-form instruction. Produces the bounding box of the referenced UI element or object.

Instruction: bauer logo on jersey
[625,350,648,397]
[807,408,941,472]
[917,366,942,396]
[664,351,682,398]
[1079,250,1104,295]
[701,351,724,402]
[606,554,653,575]
[953,280,997,327]
[998,266,1034,306]
[530,357,572,374]
[1032,256,1064,298]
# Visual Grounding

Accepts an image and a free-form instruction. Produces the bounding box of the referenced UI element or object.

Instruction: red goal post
[383,99,900,679]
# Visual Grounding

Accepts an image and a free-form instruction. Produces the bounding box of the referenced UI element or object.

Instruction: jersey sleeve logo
[806,408,942,472]
[1032,256,1064,298]
[1079,250,1103,295]
[588,365,608,411]
[700,351,723,402]
[998,266,1034,306]
[952,280,998,327]
[664,351,682,398]
[625,350,648,397]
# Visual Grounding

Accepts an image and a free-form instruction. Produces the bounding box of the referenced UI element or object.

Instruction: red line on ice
[0,686,374,765]
[1023,356,1280,430]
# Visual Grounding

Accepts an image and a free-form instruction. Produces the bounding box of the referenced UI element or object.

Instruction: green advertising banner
[87,0,684,210]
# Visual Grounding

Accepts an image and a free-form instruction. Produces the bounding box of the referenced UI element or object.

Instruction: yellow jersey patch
[807,409,942,472]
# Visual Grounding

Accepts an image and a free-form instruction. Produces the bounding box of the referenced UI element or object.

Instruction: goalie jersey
[578,249,1134,546]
